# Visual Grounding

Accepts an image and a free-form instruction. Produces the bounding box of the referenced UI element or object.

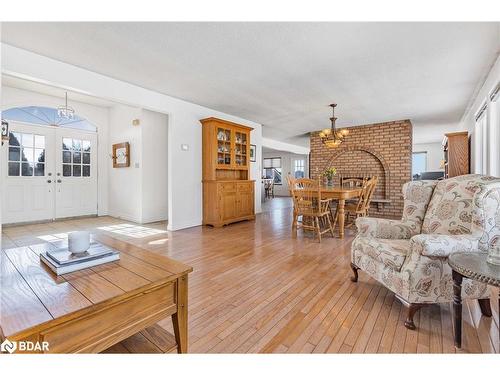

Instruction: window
[294,159,305,178]
[8,132,45,176]
[62,138,91,177]
[2,106,96,131]
[263,157,282,185]
[412,152,427,179]
[488,87,500,176]
[474,105,488,174]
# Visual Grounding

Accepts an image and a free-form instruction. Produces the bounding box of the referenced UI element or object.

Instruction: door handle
[47,180,52,183]
[57,179,62,183]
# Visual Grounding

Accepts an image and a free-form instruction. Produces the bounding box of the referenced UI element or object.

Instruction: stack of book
[40,242,120,275]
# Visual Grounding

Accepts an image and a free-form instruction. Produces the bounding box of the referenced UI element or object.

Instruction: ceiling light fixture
[318,103,349,148]
[57,92,75,120]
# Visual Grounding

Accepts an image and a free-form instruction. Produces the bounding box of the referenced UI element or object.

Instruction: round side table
[448,252,500,349]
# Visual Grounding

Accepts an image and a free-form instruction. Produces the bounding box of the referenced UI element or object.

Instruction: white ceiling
[2,22,499,146]
[2,75,115,107]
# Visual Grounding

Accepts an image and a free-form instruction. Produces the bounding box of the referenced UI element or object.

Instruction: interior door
[54,127,98,219]
[2,122,55,224]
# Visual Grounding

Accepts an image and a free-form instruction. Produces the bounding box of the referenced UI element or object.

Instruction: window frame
[474,108,488,175]
[293,158,306,179]
[62,137,92,178]
[263,157,283,185]
[7,131,46,178]
[411,151,427,180]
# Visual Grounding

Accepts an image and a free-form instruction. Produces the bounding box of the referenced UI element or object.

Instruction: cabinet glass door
[234,131,248,167]
[216,127,232,167]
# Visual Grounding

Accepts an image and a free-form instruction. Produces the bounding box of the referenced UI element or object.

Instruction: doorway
[2,120,98,224]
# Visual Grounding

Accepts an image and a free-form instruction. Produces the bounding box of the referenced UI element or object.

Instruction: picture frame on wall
[250,144,256,162]
[112,142,130,168]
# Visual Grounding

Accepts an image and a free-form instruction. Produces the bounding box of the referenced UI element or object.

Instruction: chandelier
[57,92,75,120]
[318,103,349,148]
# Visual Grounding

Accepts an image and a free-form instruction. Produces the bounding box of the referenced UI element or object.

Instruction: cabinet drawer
[237,182,254,192]
[219,182,237,192]
[40,282,176,353]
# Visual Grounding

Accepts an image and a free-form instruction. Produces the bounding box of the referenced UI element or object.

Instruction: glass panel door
[216,127,232,167]
[2,122,55,224]
[234,131,248,167]
[55,127,97,219]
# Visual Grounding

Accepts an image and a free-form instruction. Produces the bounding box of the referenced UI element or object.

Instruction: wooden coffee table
[0,235,192,353]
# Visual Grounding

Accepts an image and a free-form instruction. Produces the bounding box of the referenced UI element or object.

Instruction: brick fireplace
[310,120,412,218]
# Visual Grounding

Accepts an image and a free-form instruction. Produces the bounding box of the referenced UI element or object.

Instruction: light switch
[134,162,140,168]
[181,144,189,151]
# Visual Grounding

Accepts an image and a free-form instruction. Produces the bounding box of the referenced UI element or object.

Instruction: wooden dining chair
[293,178,317,189]
[291,178,315,222]
[286,174,294,191]
[291,179,335,242]
[333,176,378,230]
[264,179,275,199]
[341,176,367,188]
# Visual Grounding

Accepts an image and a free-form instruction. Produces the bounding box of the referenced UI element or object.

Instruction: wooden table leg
[338,199,345,239]
[172,275,188,353]
[452,270,463,349]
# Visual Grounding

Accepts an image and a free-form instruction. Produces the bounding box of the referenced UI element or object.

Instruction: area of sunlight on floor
[97,223,167,238]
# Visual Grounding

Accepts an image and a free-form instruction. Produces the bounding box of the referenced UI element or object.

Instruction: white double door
[2,122,98,224]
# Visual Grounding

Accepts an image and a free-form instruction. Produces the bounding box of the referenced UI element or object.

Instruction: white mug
[68,231,91,254]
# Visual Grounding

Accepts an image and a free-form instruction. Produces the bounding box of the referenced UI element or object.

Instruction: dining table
[301,185,362,239]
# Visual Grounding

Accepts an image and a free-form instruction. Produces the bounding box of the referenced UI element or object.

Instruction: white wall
[460,55,500,176]
[262,150,309,196]
[141,109,168,223]
[1,85,110,216]
[413,142,444,172]
[1,43,262,230]
[108,106,169,224]
[108,104,142,222]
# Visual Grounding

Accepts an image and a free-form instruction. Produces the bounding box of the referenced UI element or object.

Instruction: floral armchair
[351,174,500,329]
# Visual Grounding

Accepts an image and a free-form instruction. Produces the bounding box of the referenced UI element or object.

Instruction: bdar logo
[1,339,17,353]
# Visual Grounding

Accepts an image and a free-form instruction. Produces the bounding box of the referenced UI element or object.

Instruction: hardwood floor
[2,206,498,354]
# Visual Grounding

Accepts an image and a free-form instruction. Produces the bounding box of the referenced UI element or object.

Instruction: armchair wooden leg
[405,303,425,330]
[350,263,360,282]
[478,298,492,317]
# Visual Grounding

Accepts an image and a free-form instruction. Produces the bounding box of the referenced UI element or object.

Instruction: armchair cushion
[356,217,417,239]
[422,175,482,235]
[352,237,410,272]
[410,234,479,257]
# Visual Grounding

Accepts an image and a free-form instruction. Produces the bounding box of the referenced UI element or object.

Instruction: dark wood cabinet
[443,131,469,178]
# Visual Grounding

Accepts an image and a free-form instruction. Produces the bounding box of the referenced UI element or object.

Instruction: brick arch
[326,146,390,200]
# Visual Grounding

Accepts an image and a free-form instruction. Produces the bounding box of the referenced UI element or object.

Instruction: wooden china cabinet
[200,117,255,227]
[442,131,469,178]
